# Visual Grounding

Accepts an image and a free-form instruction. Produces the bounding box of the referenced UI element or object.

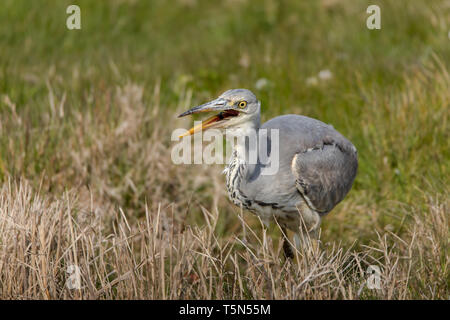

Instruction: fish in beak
[178,98,240,137]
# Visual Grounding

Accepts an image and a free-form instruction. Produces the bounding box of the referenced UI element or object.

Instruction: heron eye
[238,101,247,108]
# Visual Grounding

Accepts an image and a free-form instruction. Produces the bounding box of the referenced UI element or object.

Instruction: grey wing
[248,114,358,212]
[292,142,358,214]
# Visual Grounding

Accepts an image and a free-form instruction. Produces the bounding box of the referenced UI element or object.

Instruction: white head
[178,89,261,137]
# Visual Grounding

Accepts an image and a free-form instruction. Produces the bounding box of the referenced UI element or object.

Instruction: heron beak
[178,98,239,137]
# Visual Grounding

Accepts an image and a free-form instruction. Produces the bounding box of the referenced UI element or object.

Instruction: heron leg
[281,226,294,259]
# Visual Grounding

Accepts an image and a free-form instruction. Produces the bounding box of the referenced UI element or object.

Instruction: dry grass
[0,178,447,299]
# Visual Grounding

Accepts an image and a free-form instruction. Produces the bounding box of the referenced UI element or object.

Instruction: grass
[0,0,448,299]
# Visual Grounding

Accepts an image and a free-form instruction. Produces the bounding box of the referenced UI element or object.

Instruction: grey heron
[178,89,358,257]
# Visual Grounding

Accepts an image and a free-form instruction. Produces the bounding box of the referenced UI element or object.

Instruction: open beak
[178,98,240,137]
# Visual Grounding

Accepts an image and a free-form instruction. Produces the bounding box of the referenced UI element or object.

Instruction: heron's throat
[226,117,261,163]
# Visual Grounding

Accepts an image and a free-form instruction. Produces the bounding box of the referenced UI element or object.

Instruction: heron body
[179,89,358,256]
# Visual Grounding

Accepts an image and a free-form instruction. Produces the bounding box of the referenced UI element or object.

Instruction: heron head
[178,89,260,137]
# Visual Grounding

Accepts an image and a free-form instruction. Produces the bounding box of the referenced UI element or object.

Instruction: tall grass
[0,178,447,299]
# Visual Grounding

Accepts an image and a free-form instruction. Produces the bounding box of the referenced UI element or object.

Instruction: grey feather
[292,142,357,214]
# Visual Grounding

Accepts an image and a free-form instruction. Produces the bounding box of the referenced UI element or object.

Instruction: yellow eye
[238,101,247,108]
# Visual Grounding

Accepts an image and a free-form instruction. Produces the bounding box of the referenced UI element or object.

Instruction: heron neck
[228,117,260,163]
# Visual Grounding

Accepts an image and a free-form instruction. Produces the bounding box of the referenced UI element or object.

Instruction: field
[0,0,448,299]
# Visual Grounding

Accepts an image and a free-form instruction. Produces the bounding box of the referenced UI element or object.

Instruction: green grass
[0,0,448,299]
